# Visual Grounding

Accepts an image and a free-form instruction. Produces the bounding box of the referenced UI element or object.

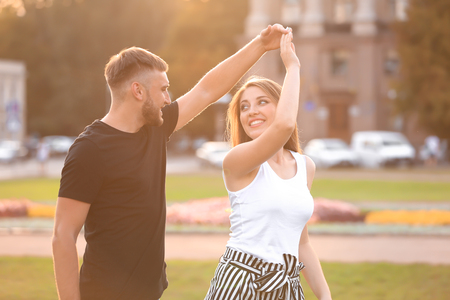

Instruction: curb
[2,218,450,237]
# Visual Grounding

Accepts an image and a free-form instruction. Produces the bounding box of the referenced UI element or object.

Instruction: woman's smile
[240,86,277,139]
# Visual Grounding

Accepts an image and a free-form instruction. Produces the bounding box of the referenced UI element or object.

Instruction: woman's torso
[225,151,314,264]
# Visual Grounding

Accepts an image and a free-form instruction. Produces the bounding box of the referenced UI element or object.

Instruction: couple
[52,24,332,300]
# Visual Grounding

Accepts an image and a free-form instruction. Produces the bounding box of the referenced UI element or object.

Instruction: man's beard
[142,96,164,126]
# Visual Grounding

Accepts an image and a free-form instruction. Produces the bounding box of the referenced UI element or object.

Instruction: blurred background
[0,0,448,166]
[0,0,450,300]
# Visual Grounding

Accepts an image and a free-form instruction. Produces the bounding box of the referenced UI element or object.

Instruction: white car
[0,140,28,163]
[303,138,359,168]
[42,135,77,157]
[351,131,415,168]
[195,141,231,168]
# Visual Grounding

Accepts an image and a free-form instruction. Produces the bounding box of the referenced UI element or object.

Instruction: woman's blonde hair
[226,76,301,153]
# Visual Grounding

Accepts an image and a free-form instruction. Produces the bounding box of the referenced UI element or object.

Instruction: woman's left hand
[280,31,300,70]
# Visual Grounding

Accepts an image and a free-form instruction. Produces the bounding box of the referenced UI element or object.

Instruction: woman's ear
[131,82,144,101]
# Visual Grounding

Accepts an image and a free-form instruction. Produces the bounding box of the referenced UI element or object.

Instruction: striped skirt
[204,247,305,300]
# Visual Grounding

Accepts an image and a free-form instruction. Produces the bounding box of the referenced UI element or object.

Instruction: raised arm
[174,24,290,131]
[53,197,90,300]
[223,32,301,179]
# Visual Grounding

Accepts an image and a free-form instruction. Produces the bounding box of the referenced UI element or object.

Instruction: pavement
[1,232,449,265]
[1,155,450,264]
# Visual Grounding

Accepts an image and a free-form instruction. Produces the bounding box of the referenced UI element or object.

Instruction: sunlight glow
[0,0,55,16]
[0,0,25,16]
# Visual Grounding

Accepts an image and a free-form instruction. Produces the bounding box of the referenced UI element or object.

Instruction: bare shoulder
[303,155,316,189]
[304,155,316,172]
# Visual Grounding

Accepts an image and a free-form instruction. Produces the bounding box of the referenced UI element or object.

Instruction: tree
[159,0,248,141]
[0,0,177,136]
[0,0,249,139]
[394,0,450,139]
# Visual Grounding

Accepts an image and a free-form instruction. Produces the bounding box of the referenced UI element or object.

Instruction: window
[331,50,350,76]
[334,0,354,24]
[384,50,399,75]
[282,0,301,25]
[388,0,408,21]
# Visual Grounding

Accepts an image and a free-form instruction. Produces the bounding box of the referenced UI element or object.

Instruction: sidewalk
[1,232,449,265]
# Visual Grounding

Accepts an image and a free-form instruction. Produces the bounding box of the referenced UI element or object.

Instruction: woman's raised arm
[223,32,301,182]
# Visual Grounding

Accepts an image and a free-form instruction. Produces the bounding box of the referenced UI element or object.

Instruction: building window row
[330,49,399,77]
[281,0,409,25]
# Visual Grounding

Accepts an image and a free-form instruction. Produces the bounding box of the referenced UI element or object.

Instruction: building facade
[241,0,420,146]
[0,60,26,142]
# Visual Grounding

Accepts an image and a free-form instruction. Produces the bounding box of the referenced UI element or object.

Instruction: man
[52,24,290,300]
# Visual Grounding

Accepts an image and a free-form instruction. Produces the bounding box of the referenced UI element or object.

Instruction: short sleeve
[161,101,179,138]
[58,138,104,204]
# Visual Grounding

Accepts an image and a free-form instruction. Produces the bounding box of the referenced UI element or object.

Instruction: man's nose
[164,94,171,105]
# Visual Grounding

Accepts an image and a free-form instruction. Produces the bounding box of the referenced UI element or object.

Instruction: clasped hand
[259,24,291,51]
[280,31,300,70]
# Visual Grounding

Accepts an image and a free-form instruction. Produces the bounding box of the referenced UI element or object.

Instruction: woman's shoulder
[302,154,316,169]
[302,154,316,187]
[289,151,315,169]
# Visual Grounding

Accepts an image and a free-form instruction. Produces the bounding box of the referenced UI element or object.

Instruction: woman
[204,32,332,300]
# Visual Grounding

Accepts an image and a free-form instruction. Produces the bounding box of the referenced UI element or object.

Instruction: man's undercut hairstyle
[105,47,168,89]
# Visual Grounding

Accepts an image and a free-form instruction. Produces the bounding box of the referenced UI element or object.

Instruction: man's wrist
[252,35,267,54]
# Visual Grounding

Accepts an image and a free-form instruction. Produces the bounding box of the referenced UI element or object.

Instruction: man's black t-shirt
[59,102,178,300]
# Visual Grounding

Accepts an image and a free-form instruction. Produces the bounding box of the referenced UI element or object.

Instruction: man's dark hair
[104,47,168,89]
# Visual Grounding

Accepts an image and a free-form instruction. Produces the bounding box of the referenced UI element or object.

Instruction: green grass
[0,257,58,300]
[0,178,60,202]
[2,257,450,300]
[310,179,450,202]
[166,175,227,202]
[0,176,449,202]
[164,261,450,299]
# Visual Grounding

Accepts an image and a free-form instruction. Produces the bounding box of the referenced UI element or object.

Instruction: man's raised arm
[174,24,291,131]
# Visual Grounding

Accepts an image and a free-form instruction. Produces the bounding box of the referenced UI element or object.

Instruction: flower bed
[366,210,450,226]
[166,197,364,226]
[167,197,230,226]
[0,199,29,217]
[0,199,55,218]
[2,198,450,227]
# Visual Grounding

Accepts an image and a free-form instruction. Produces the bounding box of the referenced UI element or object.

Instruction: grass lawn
[1,257,450,300]
[0,178,60,202]
[311,179,450,202]
[1,175,448,203]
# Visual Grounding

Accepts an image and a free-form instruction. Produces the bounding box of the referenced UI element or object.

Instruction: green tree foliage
[394,0,450,139]
[160,0,248,140]
[0,0,249,141]
[0,0,176,136]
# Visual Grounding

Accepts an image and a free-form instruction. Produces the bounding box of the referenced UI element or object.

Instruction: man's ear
[131,82,144,101]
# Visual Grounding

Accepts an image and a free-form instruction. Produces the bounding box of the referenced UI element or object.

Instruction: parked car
[195,141,231,168]
[0,140,28,163]
[303,138,359,168]
[42,135,77,157]
[351,131,415,168]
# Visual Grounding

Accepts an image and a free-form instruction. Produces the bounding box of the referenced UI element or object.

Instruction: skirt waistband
[222,247,304,277]
[221,247,305,299]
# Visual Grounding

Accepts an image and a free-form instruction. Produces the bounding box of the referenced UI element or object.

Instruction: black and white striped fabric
[204,247,305,300]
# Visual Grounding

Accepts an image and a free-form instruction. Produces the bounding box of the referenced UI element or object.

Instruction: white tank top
[225,151,314,264]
